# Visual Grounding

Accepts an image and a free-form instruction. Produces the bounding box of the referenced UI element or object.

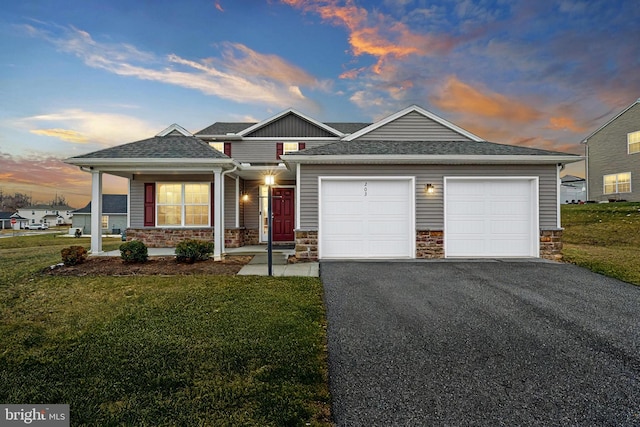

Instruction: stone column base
[295,229,318,261]
[540,229,563,261]
[416,230,445,259]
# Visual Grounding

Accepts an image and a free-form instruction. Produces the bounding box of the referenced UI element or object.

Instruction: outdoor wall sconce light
[241,193,249,202]
[425,183,435,194]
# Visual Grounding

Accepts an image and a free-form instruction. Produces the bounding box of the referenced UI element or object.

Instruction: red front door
[272,188,295,241]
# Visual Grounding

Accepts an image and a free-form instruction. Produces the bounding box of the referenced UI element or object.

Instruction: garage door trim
[318,176,416,259]
[444,176,540,258]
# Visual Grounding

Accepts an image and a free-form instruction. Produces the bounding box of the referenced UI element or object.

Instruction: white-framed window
[101,215,109,229]
[628,131,640,154]
[209,142,224,153]
[603,172,631,194]
[283,142,300,154]
[156,183,210,226]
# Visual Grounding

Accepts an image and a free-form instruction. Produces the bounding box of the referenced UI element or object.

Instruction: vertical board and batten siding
[244,113,337,138]
[587,103,640,202]
[354,111,473,141]
[299,164,558,229]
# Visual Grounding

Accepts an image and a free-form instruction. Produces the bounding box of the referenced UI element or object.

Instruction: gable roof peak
[342,104,485,142]
[582,97,640,143]
[156,123,192,137]
[237,108,344,137]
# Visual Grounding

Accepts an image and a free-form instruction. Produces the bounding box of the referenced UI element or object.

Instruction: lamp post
[264,174,275,276]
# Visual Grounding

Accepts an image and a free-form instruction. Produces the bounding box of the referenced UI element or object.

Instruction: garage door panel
[448,200,486,214]
[320,178,414,259]
[491,219,529,234]
[446,179,536,258]
[448,219,485,234]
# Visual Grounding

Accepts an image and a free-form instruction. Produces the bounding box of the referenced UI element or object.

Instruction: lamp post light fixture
[264,174,275,276]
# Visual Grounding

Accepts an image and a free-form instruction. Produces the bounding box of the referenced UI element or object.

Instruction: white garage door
[320,178,414,258]
[445,178,538,257]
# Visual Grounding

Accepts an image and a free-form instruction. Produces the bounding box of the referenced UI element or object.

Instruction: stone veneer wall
[416,230,445,259]
[540,229,563,261]
[225,228,244,248]
[295,230,318,261]
[126,227,260,248]
[126,228,213,248]
[244,228,259,246]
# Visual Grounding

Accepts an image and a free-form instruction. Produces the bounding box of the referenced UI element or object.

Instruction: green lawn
[0,235,330,426]
[561,202,640,285]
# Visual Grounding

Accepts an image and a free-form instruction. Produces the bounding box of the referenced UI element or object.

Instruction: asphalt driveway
[321,260,640,426]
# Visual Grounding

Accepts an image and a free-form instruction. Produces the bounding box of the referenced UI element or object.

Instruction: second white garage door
[445,178,539,258]
[319,178,414,259]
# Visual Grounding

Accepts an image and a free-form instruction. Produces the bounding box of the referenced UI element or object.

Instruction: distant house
[583,98,640,202]
[0,212,28,230]
[17,204,75,226]
[72,195,128,234]
[560,175,586,204]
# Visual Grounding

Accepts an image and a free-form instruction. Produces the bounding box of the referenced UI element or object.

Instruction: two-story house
[17,204,75,226]
[65,105,580,261]
[583,98,640,202]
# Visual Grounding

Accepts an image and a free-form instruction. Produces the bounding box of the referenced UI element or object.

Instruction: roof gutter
[65,157,239,168]
[281,154,584,165]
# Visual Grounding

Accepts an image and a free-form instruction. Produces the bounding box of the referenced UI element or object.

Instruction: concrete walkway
[94,245,319,277]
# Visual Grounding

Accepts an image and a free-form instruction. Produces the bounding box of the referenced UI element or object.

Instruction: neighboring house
[583,98,640,202]
[65,105,580,260]
[72,195,128,234]
[17,204,75,226]
[0,212,28,230]
[560,175,586,204]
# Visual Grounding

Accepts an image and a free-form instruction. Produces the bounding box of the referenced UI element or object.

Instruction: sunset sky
[1,0,639,208]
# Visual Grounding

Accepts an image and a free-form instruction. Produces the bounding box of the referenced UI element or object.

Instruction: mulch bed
[43,256,254,276]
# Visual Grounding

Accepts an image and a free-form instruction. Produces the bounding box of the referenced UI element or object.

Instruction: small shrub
[175,239,214,263]
[61,246,88,266]
[120,240,148,263]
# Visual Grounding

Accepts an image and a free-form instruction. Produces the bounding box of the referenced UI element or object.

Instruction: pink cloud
[282,0,455,73]
[430,76,541,123]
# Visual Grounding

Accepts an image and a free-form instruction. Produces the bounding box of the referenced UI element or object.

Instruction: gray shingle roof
[73,195,128,214]
[196,122,256,135]
[195,121,371,136]
[324,122,371,134]
[288,140,577,156]
[68,135,228,159]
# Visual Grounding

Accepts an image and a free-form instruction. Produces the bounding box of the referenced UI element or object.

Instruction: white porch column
[213,167,223,261]
[235,176,240,228]
[90,170,103,254]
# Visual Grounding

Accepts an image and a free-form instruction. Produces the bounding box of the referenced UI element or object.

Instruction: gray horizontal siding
[587,103,640,202]
[130,179,144,228]
[299,164,558,229]
[230,140,338,163]
[223,175,236,228]
[356,111,473,141]
[246,113,336,137]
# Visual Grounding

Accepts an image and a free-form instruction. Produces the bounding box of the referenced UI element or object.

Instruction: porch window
[156,183,210,226]
[101,215,109,229]
[209,142,224,152]
[603,172,631,194]
[628,131,640,154]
